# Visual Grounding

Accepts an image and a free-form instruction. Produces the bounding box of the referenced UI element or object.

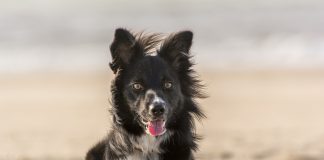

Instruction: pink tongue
[147,120,165,136]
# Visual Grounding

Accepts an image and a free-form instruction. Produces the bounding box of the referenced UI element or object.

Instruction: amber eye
[164,82,172,89]
[132,83,143,90]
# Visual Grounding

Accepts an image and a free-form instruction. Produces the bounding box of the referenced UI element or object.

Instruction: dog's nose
[150,102,165,117]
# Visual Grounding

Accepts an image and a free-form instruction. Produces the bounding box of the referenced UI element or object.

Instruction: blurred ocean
[1,0,324,72]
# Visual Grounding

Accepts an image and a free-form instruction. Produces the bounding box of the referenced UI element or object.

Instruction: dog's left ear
[109,28,143,74]
[159,31,193,71]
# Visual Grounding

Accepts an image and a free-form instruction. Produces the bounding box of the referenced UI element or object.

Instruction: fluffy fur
[86,28,205,160]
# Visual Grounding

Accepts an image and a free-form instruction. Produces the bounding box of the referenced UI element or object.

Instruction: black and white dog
[86,28,205,160]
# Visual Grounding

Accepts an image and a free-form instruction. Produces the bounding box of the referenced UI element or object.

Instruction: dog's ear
[159,31,193,71]
[109,28,142,74]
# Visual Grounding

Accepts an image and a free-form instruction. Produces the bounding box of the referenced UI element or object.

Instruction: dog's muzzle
[142,90,167,136]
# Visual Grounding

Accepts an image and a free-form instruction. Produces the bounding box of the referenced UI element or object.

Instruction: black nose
[150,102,165,117]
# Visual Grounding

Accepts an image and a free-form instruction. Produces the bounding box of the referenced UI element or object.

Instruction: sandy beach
[1,0,324,159]
[1,70,324,160]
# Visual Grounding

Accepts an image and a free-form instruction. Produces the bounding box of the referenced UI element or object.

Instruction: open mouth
[141,119,166,136]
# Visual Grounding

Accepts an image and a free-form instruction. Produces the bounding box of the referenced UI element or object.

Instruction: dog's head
[109,28,203,136]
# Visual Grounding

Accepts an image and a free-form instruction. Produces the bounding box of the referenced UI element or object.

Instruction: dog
[86,28,205,160]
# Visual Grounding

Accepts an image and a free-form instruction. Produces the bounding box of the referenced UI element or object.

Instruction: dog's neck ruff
[126,131,173,160]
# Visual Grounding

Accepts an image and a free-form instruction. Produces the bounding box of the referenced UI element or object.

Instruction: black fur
[86,28,205,160]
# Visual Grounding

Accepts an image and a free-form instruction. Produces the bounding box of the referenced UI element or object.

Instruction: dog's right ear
[109,28,141,74]
[159,31,193,71]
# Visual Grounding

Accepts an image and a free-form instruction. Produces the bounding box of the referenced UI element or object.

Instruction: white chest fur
[126,132,172,160]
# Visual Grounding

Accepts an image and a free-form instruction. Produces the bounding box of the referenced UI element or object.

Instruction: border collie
[86,28,205,160]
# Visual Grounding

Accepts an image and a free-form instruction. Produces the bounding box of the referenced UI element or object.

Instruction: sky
[1,0,324,72]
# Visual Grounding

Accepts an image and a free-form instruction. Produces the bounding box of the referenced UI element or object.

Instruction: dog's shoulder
[85,139,106,160]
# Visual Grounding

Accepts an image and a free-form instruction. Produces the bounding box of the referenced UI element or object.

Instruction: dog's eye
[164,82,172,89]
[132,83,143,90]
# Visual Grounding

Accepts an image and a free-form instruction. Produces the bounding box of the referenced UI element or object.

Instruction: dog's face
[109,29,194,136]
[122,56,183,136]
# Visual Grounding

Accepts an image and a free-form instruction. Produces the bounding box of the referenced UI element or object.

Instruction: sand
[1,70,324,160]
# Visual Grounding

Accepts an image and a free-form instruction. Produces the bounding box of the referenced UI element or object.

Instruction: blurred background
[1,0,324,159]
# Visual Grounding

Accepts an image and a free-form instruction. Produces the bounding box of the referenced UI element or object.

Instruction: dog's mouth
[141,118,166,136]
